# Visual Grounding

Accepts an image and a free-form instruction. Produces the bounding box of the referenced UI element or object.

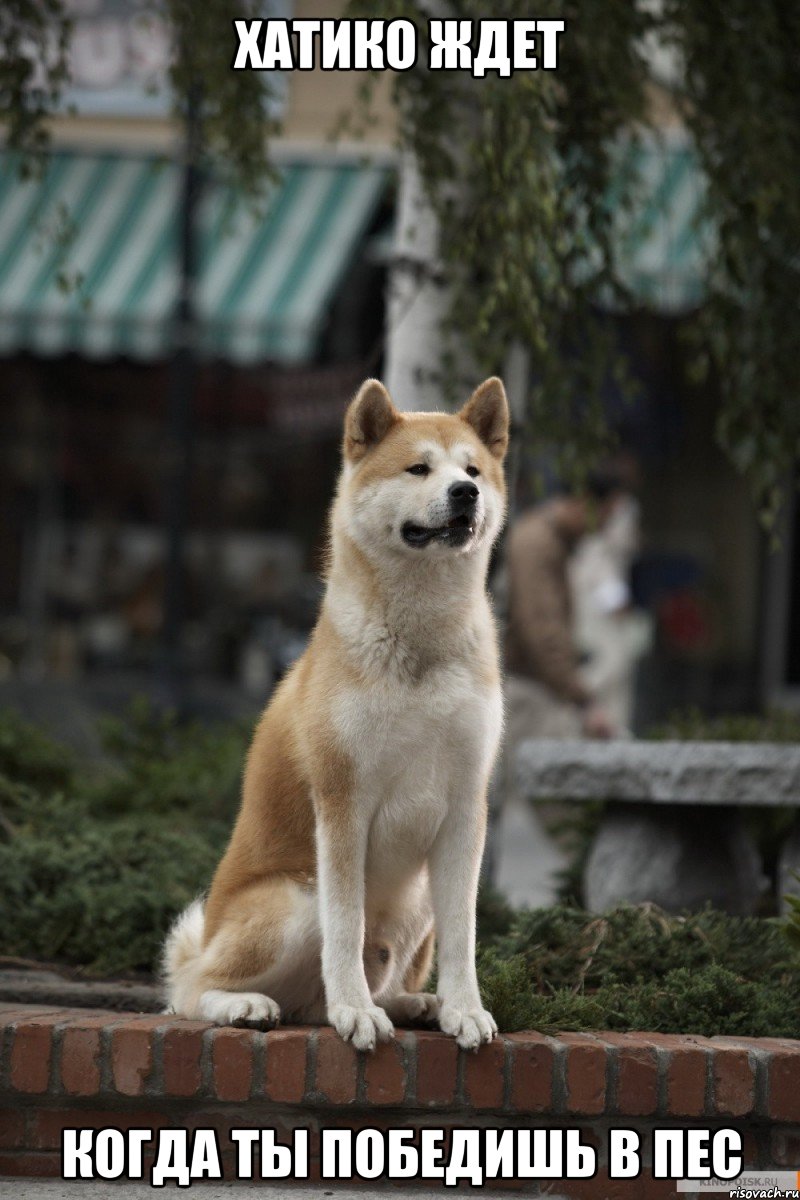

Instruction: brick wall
[2,1004,800,1196]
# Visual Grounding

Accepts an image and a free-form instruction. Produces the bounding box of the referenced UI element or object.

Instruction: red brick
[178,1111,236,1150]
[616,1035,704,1120]
[30,1109,96,1151]
[712,1035,772,1051]
[0,1006,64,1025]
[562,1033,606,1115]
[64,1007,121,1020]
[770,1127,800,1166]
[740,1129,760,1169]
[464,1036,506,1110]
[10,1017,61,1093]
[211,1028,254,1102]
[314,1029,358,1104]
[769,1048,800,1122]
[184,1112,302,1158]
[305,1157,323,1184]
[264,1029,309,1103]
[0,1107,26,1149]
[0,1151,62,1178]
[508,1033,555,1113]
[666,1052,706,1118]
[162,1022,208,1097]
[219,1152,239,1182]
[414,1032,457,1106]
[558,1171,677,1200]
[363,1035,407,1105]
[111,1023,158,1096]
[713,1047,755,1116]
[60,1025,106,1097]
[746,1036,800,1054]
[110,1014,171,1032]
[641,1033,712,1116]
[29,1109,164,1151]
[602,1034,658,1116]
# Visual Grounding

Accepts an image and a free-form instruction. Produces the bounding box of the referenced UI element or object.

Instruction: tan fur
[163,377,509,1050]
[403,928,436,993]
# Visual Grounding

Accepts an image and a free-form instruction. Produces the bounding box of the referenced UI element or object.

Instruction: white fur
[161,897,204,992]
[199,990,280,1027]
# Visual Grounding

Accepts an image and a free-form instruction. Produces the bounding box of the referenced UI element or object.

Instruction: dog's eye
[466,465,480,478]
[406,463,430,476]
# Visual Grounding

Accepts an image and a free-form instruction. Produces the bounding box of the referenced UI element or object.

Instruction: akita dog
[163,376,509,1051]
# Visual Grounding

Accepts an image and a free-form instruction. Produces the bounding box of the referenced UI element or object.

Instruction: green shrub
[648,707,800,743]
[90,697,248,819]
[494,903,794,989]
[475,901,800,1037]
[785,874,800,954]
[478,959,800,1040]
[0,708,74,791]
[0,812,226,974]
[0,701,246,975]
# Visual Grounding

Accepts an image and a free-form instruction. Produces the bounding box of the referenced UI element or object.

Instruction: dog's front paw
[438,1002,497,1050]
[329,1003,394,1051]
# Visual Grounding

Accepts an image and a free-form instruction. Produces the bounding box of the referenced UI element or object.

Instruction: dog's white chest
[333,662,502,886]
[335,661,497,777]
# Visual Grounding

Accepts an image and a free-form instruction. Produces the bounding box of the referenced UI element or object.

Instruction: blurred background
[0,2,797,744]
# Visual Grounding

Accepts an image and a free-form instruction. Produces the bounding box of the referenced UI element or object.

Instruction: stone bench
[516,740,800,914]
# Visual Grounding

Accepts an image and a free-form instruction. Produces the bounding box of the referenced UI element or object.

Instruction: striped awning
[0,151,389,363]
[611,133,711,312]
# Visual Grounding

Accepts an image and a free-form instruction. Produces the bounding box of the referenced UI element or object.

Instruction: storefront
[0,148,392,684]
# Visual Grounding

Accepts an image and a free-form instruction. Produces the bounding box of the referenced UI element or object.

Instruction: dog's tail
[161,898,206,1014]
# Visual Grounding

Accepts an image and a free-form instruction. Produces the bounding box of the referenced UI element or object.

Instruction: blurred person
[570,490,653,733]
[489,469,628,908]
[504,468,627,743]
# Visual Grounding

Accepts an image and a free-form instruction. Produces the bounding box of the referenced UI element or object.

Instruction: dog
[163,375,509,1051]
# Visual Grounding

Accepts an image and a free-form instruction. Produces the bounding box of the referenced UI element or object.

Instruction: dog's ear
[459,377,509,460]
[344,379,400,462]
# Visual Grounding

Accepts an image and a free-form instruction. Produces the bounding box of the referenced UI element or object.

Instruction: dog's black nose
[449,480,479,508]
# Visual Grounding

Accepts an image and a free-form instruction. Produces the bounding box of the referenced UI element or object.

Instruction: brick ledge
[2,1003,800,1193]
[2,1002,799,1119]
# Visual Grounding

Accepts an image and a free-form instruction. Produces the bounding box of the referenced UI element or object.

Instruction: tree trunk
[383,151,452,412]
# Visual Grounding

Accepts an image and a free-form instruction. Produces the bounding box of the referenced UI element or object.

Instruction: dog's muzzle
[401,482,480,548]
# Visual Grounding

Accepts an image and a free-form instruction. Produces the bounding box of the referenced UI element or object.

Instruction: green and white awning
[0,152,389,363]
[611,133,712,312]
[0,135,709,362]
